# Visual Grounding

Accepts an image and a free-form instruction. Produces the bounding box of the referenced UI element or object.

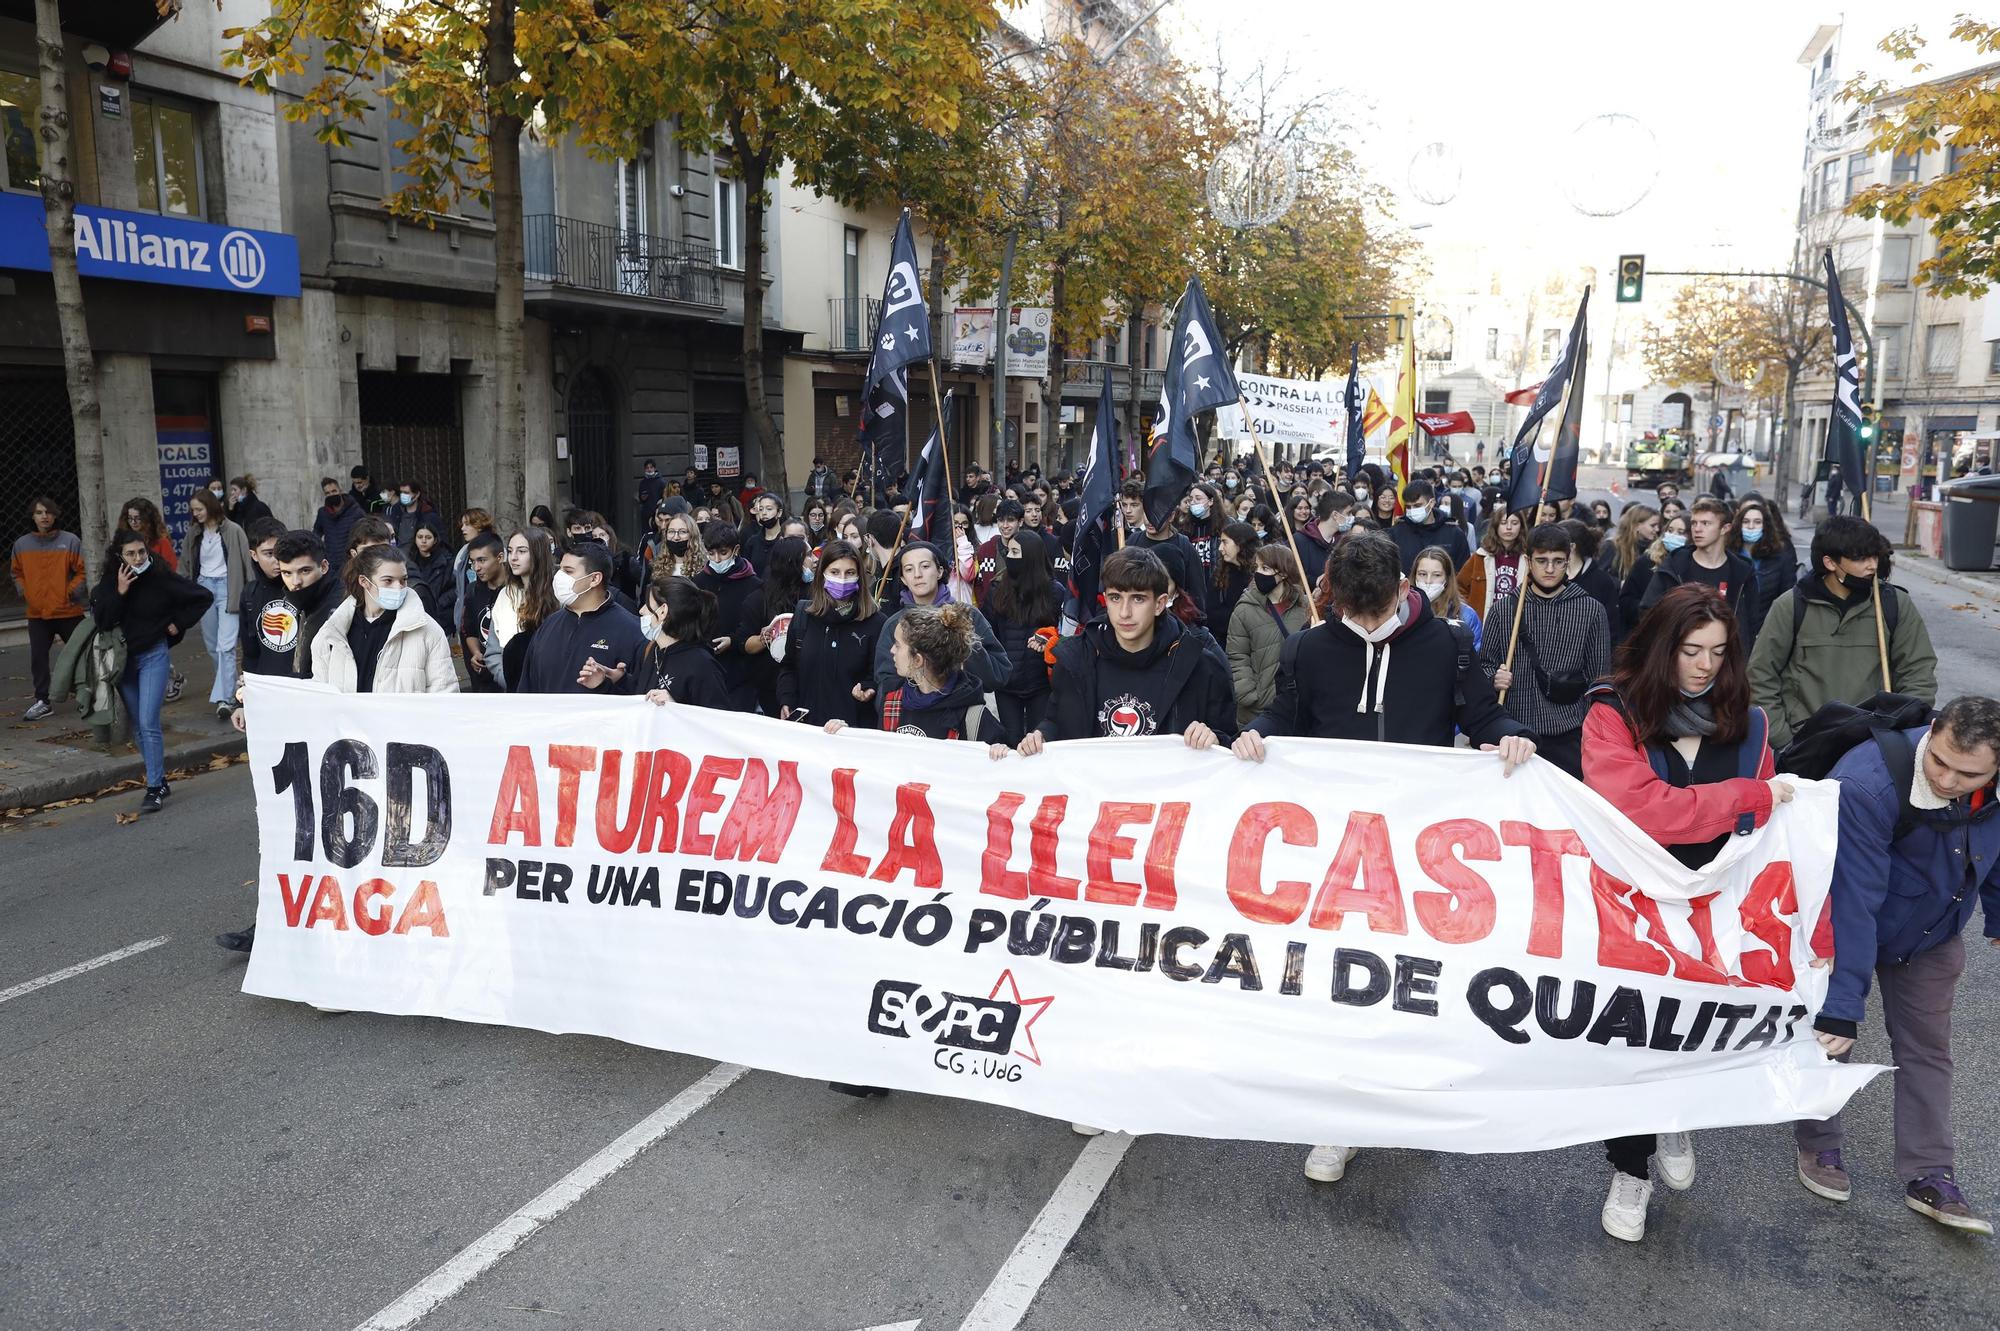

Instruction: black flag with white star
[1144,275,1239,530]
[906,391,953,549]
[856,211,934,503]
[1822,249,1867,487]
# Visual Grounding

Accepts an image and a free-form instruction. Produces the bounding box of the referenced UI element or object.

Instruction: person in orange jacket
[12,496,88,720]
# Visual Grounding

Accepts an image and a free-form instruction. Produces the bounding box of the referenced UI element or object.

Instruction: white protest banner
[1224,372,1348,449]
[241,677,1880,1152]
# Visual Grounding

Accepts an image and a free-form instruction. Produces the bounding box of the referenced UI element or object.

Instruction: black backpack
[1775,691,1933,840]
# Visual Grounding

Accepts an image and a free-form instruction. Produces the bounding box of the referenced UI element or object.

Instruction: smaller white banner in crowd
[1222,371,1351,450]
[241,678,1881,1152]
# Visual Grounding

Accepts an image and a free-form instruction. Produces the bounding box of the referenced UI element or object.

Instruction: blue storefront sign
[0,191,300,298]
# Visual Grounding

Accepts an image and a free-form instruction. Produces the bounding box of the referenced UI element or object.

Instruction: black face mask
[324,496,342,510]
[664,537,690,555]
[1004,554,1026,575]
[1253,571,1279,595]
[1835,570,1874,596]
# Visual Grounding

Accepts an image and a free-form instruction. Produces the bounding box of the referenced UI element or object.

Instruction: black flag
[1144,276,1239,530]
[1343,342,1364,486]
[906,391,953,549]
[1069,372,1120,618]
[856,212,934,504]
[1507,291,1589,514]
[1822,249,1867,488]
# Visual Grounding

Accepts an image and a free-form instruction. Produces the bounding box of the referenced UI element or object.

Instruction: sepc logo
[866,969,1054,1066]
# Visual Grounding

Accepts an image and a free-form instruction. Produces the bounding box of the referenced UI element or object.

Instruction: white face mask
[1740,526,1764,545]
[1336,516,1355,532]
[552,570,582,606]
[373,584,409,611]
[1405,505,1431,524]
[1341,611,1401,643]
[638,612,660,640]
[130,557,152,577]
[1416,579,1446,600]
[708,557,734,574]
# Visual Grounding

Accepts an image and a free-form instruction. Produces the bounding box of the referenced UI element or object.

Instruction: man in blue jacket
[1796,695,2000,1233]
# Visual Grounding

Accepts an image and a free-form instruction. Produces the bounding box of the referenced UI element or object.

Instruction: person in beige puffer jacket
[311,546,459,694]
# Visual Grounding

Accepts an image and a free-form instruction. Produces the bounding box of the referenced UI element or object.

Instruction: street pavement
[3,475,1998,1331]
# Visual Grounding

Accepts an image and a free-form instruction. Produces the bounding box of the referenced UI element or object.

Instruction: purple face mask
[825,576,859,601]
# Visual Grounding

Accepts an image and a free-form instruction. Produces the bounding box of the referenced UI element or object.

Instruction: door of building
[0,369,78,622]
[565,368,619,530]
[359,371,466,529]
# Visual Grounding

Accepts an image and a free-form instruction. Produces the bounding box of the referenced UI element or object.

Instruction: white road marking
[956,1131,1134,1331]
[353,1062,750,1331]
[851,1322,922,1331]
[0,936,171,1005]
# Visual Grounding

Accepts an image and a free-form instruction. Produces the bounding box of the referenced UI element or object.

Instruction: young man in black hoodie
[693,521,765,711]
[1231,529,1534,1183]
[1389,478,1471,574]
[1010,547,1235,756]
[1478,523,1610,780]
[1640,495,1757,642]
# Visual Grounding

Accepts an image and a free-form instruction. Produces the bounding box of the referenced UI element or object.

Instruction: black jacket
[778,601,885,728]
[1741,542,1799,645]
[695,557,765,707]
[89,560,212,655]
[620,636,733,709]
[229,493,273,529]
[1573,559,1624,643]
[1618,552,1657,633]
[517,600,648,695]
[1291,524,1333,590]
[1039,615,1237,743]
[1390,512,1471,574]
[1249,588,1529,748]
[1641,545,1760,642]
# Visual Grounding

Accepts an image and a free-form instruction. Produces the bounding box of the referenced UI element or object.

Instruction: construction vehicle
[1626,430,1692,491]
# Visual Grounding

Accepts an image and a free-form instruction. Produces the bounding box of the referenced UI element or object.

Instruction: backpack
[1780,581,1900,672]
[1586,685,1769,837]
[1775,692,1933,840]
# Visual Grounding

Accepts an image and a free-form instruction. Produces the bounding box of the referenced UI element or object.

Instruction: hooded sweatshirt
[1039,614,1237,743]
[1390,510,1471,574]
[1249,587,1527,747]
[620,636,732,709]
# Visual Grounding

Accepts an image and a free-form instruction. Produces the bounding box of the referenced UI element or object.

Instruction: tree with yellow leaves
[1845,17,2000,296]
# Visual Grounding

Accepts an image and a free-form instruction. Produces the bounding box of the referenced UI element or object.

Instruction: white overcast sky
[1155,0,1988,275]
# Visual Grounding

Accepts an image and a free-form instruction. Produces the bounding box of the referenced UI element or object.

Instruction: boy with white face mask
[693,522,766,711]
[518,541,646,694]
[1389,478,1470,574]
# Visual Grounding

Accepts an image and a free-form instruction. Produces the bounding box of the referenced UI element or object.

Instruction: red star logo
[988,969,1054,1066]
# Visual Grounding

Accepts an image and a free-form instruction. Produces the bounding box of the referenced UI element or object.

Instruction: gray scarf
[1664,693,1718,739]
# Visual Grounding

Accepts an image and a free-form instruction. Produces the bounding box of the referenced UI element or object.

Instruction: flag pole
[1238,402,1320,626]
[1496,435,1557,705]
[1872,580,1893,691]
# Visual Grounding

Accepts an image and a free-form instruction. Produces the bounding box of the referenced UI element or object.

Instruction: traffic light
[1617,255,1645,303]
[1858,407,1877,444]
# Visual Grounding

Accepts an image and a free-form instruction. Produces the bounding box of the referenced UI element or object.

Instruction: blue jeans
[119,639,171,787]
[198,574,238,703]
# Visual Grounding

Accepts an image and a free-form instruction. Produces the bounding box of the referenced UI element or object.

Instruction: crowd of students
[12,447,1996,1245]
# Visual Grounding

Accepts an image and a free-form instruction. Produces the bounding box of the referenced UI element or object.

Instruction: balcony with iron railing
[827,297,884,353]
[1060,359,1166,401]
[523,214,723,310]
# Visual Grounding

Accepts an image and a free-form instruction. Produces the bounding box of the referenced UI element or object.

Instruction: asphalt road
[3,481,1996,1331]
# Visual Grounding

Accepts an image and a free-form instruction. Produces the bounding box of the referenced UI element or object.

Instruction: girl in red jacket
[1581,583,1795,1243]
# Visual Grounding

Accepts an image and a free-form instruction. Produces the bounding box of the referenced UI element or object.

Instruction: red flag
[1504,381,1544,406]
[1415,411,1477,436]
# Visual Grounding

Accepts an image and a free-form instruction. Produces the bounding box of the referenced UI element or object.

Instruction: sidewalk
[0,633,246,810]
[1843,486,1999,602]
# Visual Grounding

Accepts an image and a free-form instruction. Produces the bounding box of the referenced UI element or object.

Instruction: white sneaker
[1070,1122,1103,1136]
[24,699,52,720]
[1302,1145,1357,1183]
[1601,1172,1653,1242]
[1655,1132,1695,1191]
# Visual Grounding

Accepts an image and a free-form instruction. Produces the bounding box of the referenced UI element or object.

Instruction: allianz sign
[0,193,300,298]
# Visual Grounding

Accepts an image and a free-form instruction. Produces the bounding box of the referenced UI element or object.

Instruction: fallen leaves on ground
[114,812,140,826]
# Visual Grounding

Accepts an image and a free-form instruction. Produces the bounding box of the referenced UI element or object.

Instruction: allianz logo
[74,213,268,289]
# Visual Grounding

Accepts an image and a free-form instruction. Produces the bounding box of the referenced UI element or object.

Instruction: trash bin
[1939,475,2000,570]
